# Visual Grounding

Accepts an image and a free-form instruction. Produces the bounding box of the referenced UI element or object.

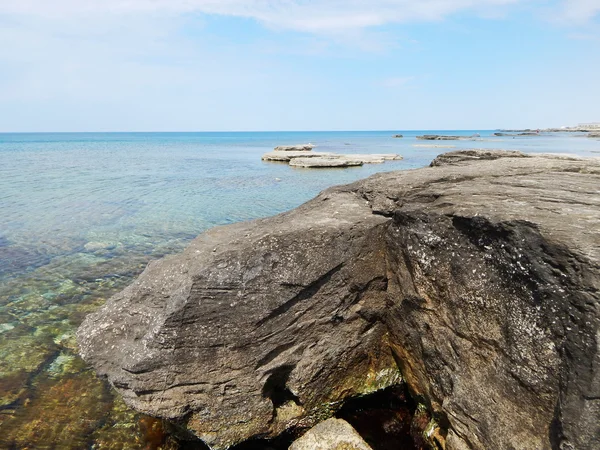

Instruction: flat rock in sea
[392,134,403,138]
[274,144,315,152]
[289,157,363,168]
[416,134,462,140]
[589,132,600,138]
[261,151,333,162]
[78,151,600,450]
[289,419,373,450]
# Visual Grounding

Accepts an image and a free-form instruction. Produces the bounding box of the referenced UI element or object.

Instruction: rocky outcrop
[429,149,528,166]
[274,144,315,152]
[393,134,403,138]
[289,157,363,168]
[261,151,333,162]
[289,419,372,450]
[416,135,463,140]
[494,132,539,136]
[78,151,600,450]
[262,152,403,168]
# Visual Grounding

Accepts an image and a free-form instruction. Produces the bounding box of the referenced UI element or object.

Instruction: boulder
[289,418,372,450]
[289,157,363,168]
[78,151,600,450]
[393,134,403,138]
[274,144,315,152]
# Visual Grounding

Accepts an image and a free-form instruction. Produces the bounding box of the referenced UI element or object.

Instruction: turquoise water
[0,130,598,448]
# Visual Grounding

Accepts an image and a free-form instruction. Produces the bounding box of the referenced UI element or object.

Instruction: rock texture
[416,135,463,141]
[78,151,600,450]
[289,157,364,168]
[261,151,333,162]
[262,152,403,167]
[274,144,316,152]
[289,418,373,450]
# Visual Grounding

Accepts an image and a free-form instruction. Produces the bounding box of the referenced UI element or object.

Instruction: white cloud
[0,0,532,33]
[561,0,600,21]
[1,1,597,36]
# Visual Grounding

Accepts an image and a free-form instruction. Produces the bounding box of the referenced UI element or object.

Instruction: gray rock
[78,150,600,450]
[393,134,403,138]
[261,151,333,162]
[289,157,364,168]
[416,135,463,140]
[589,132,600,138]
[274,144,315,152]
[289,418,372,450]
[430,149,528,166]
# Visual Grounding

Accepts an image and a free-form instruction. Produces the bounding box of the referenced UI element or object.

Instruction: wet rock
[274,144,315,152]
[289,418,373,450]
[289,157,364,167]
[416,135,462,140]
[430,149,528,166]
[589,132,600,138]
[393,135,403,138]
[261,151,334,162]
[79,151,600,450]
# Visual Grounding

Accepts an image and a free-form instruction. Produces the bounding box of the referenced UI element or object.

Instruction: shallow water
[0,130,598,448]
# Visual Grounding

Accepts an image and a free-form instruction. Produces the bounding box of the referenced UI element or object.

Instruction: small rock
[274,144,315,152]
[289,418,373,450]
[392,134,403,138]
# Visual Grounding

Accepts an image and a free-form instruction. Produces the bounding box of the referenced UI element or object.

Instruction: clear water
[0,130,598,448]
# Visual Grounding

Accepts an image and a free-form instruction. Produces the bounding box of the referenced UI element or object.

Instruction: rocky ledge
[77,150,600,450]
[262,144,403,168]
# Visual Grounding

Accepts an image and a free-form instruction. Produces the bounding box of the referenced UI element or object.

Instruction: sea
[0,130,598,448]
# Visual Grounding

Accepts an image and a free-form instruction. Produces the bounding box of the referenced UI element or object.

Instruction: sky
[0,0,599,131]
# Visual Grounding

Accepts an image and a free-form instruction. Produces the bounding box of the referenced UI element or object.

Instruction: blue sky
[0,0,599,131]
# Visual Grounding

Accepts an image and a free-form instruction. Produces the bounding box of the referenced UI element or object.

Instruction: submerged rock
[589,132,600,138]
[78,151,600,450]
[289,418,372,450]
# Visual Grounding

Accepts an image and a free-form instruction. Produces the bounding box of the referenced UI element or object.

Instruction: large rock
[416,135,463,140]
[261,151,333,162]
[78,151,600,450]
[289,418,373,450]
[289,157,364,168]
